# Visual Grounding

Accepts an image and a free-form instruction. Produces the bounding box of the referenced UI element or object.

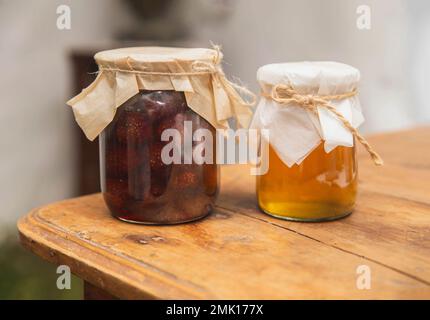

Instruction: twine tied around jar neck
[97,45,256,108]
[261,84,384,166]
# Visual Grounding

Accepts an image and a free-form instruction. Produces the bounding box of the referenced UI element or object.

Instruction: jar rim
[257,61,360,89]
[95,46,220,64]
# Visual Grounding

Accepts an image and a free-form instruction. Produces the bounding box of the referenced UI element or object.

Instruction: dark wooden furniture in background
[70,50,100,196]
[18,128,430,299]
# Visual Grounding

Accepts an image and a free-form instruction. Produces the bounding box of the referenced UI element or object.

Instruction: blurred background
[0,0,429,299]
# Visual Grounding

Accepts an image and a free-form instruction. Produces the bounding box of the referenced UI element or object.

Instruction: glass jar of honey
[251,62,381,221]
[67,46,253,224]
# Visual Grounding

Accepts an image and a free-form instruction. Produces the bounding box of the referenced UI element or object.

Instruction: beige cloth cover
[67,47,254,141]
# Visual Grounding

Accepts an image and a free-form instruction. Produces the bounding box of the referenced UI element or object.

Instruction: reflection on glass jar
[99,90,219,224]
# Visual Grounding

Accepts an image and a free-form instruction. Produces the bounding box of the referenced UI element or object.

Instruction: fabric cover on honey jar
[251,61,368,167]
[67,47,254,141]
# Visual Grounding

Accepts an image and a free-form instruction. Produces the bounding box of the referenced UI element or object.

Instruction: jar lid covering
[95,47,221,65]
[257,61,360,94]
[67,46,254,141]
[251,61,367,167]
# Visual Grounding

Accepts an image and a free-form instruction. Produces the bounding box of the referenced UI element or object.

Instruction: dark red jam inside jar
[99,90,219,224]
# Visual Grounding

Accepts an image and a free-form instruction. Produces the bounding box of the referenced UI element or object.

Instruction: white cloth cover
[250,61,364,167]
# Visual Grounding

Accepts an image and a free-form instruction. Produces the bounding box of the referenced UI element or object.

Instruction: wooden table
[18,127,430,299]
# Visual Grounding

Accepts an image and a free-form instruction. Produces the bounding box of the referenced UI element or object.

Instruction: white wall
[191,0,430,133]
[0,0,129,226]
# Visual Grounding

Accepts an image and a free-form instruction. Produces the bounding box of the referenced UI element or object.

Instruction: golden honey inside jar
[251,61,368,222]
[257,143,357,221]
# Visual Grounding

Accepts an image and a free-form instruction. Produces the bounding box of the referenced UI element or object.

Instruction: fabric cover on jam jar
[67,47,254,224]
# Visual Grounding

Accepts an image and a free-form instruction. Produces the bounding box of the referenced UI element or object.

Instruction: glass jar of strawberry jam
[67,46,253,224]
[251,62,382,222]
[99,90,218,224]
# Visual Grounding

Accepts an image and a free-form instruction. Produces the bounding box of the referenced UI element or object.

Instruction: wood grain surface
[18,127,430,299]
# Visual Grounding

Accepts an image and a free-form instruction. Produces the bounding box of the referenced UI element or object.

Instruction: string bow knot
[263,84,383,166]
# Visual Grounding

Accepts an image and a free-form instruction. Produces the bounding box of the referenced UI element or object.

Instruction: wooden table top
[18,127,430,299]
